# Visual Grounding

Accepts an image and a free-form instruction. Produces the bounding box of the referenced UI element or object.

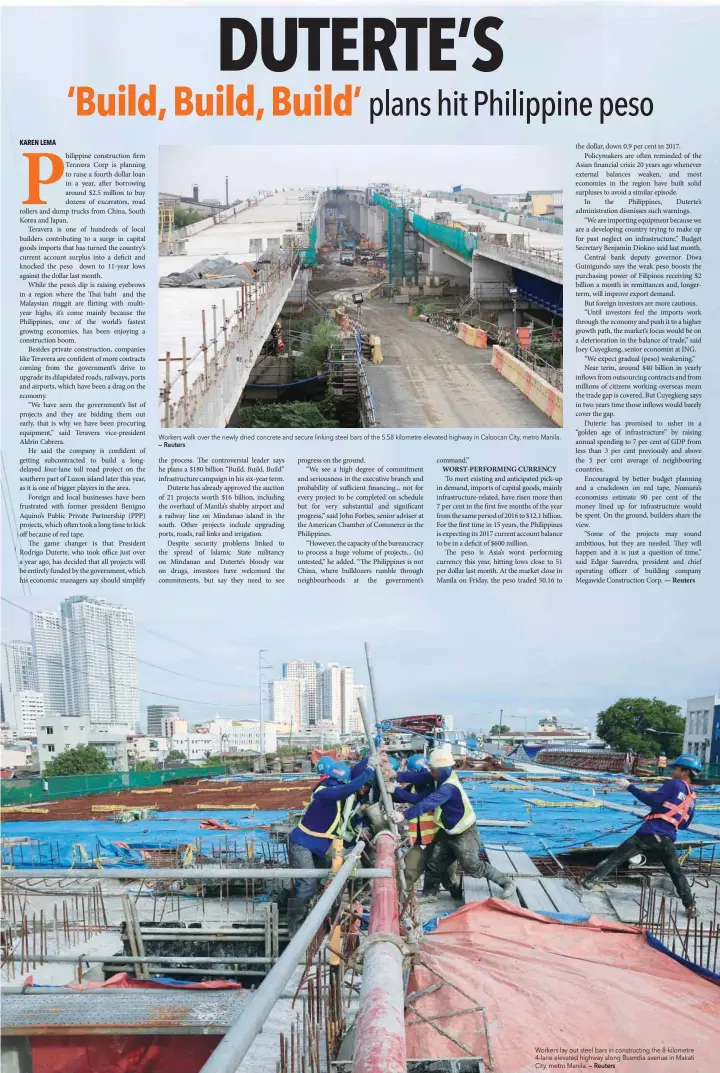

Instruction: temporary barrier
[491,345,563,426]
[0,765,233,806]
[456,322,488,349]
[405,900,720,1070]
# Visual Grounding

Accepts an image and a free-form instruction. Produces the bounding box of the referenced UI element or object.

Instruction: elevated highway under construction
[158,184,563,430]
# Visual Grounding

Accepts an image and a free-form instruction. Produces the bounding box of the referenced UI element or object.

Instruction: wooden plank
[540,878,585,916]
[516,878,556,913]
[484,847,513,873]
[505,849,541,877]
[464,877,490,903]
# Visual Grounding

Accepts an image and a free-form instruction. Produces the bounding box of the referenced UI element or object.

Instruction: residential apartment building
[8,691,46,738]
[281,660,321,725]
[61,596,139,731]
[37,714,129,772]
[1,641,38,727]
[270,677,306,731]
[319,664,354,734]
[31,612,67,717]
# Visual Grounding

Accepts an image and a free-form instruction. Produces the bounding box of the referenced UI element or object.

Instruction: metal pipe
[352,831,406,1073]
[198,841,364,1073]
[1,867,390,881]
[1,954,274,965]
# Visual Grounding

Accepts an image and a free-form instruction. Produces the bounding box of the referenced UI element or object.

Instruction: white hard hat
[428,747,455,768]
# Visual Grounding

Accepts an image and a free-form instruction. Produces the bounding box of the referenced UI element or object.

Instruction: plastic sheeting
[1,810,290,868]
[30,1035,221,1073]
[406,900,720,1071]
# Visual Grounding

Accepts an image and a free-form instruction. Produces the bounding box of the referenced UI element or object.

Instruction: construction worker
[287,756,375,935]
[582,753,700,916]
[392,754,442,888]
[658,751,668,775]
[392,746,516,901]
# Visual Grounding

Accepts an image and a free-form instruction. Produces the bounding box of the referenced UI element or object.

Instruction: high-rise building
[1,642,38,724]
[9,691,46,738]
[60,596,139,731]
[352,683,368,735]
[319,664,355,734]
[282,660,321,725]
[147,704,180,736]
[270,678,305,731]
[31,612,67,717]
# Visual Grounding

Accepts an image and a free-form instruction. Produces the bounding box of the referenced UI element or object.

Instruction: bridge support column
[471,251,510,291]
[428,245,471,285]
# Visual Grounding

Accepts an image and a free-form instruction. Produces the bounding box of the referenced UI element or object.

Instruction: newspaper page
[1,1,719,1069]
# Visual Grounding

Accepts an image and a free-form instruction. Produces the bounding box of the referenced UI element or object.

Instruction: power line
[1,596,254,690]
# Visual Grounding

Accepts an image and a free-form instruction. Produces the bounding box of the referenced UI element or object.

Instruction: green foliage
[489,724,511,735]
[165,749,186,763]
[173,207,203,229]
[43,745,110,777]
[294,320,341,380]
[596,697,685,756]
[133,759,156,771]
[240,401,339,428]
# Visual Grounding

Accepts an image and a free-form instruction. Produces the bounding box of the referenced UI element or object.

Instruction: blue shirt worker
[287,756,374,934]
[582,753,700,915]
[393,747,516,901]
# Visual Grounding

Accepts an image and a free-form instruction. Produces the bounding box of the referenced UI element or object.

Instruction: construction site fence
[410,212,477,261]
[0,765,233,806]
[302,219,318,266]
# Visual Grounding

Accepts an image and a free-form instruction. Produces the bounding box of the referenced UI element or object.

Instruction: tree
[490,724,511,735]
[43,745,110,777]
[165,750,186,763]
[133,759,156,771]
[596,697,685,756]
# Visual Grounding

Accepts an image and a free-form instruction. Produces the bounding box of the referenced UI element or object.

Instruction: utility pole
[225,175,229,209]
[258,649,272,758]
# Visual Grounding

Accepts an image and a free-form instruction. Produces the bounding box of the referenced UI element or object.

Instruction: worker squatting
[283,749,702,934]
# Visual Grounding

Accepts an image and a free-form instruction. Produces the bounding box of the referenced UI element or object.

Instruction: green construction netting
[0,764,233,805]
[302,219,318,266]
[410,213,478,261]
[371,192,395,213]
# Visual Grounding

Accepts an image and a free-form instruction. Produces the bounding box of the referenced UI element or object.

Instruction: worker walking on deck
[287,756,375,935]
[393,747,516,901]
[582,753,700,916]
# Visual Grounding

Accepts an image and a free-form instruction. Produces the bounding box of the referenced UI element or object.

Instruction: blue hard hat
[386,755,399,772]
[669,753,703,774]
[316,756,352,783]
[407,754,429,773]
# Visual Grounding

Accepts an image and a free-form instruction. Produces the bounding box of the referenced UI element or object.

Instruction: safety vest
[646,780,697,830]
[297,783,342,840]
[409,785,440,845]
[337,795,362,841]
[658,756,667,769]
[434,771,476,836]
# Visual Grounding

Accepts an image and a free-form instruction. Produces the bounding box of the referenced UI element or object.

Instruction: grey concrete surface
[361,300,556,429]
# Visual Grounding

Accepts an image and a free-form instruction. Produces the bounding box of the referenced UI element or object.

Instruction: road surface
[361,300,556,428]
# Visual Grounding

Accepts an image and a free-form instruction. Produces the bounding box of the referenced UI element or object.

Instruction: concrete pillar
[428,244,471,284]
[471,251,510,289]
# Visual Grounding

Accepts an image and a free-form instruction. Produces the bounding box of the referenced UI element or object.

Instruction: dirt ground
[6,778,318,822]
[362,299,556,429]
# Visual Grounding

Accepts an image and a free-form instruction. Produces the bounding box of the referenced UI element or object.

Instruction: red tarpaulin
[29,976,243,1073]
[311,748,340,765]
[406,900,719,1073]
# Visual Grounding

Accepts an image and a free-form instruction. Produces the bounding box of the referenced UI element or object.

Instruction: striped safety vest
[296,783,343,839]
[409,785,441,846]
[646,780,697,830]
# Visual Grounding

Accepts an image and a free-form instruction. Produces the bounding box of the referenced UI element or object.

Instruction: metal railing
[160,254,302,428]
[473,235,563,280]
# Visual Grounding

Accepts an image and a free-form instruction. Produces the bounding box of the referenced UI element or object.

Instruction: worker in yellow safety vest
[392,747,516,901]
[391,754,441,887]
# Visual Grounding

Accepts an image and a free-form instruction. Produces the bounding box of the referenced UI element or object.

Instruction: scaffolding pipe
[1,866,389,881]
[1,954,274,965]
[198,841,364,1073]
[352,831,406,1073]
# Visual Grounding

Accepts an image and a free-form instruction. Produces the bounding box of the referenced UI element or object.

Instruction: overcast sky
[159,145,562,205]
[3,585,716,734]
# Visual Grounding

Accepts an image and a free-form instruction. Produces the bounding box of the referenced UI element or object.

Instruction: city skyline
[2,586,717,736]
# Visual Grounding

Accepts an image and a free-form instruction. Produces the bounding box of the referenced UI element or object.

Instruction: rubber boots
[287,897,308,938]
[484,865,517,900]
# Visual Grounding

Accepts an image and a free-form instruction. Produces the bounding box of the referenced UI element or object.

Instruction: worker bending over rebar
[390,747,516,901]
[287,756,375,936]
[582,752,700,917]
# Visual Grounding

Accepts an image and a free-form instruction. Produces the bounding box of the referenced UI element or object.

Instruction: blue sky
[2,585,717,733]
